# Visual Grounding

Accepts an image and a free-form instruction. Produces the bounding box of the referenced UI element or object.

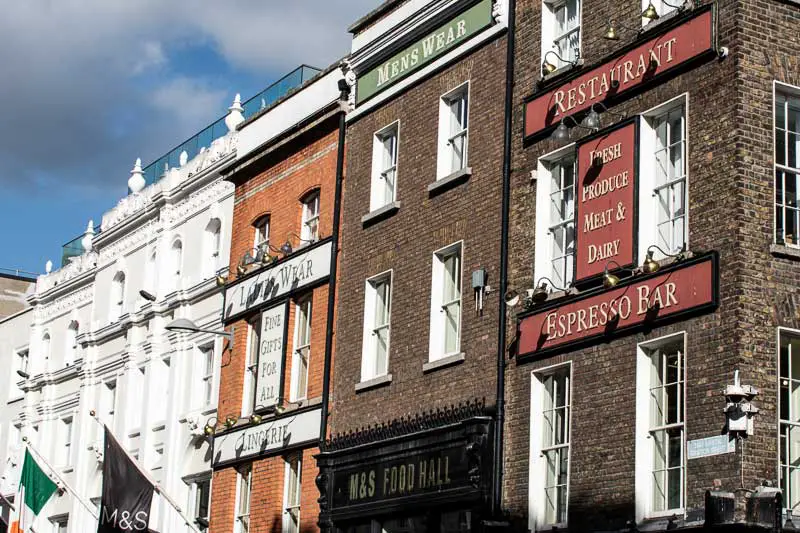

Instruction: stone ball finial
[81,220,95,252]
[179,150,188,167]
[128,157,146,193]
[45,260,53,274]
[225,93,245,132]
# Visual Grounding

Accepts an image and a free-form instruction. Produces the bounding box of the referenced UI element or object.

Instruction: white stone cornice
[35,252,98,294]
[97,219,158,266]
[160,179,234,228]
[33,285,93,323]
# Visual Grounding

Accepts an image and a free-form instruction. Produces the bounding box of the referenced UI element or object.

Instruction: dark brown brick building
[208,67,346,533]
[317,1,511,532]
[504,0,800,530]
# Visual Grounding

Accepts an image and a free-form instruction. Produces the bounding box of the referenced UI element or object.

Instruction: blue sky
[0,0,375,276]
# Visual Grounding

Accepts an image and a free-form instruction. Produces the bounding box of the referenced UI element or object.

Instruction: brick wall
[211,119,341,533]
[504,0,753,529]
[331,34,508,435]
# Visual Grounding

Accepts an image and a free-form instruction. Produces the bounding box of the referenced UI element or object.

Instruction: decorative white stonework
[98,220,157,265]
[225,93,245,132]
[128,158,146,193]
[33,285,94,322]
[101,183,162,231]
[491,0,506,23]
[36,254,98,294]
[45,260,53,274]
[160,179,233,227]
[179,150,189,167]
[81,219,95,252]
[340,59,356,111]
[183,133,238,180]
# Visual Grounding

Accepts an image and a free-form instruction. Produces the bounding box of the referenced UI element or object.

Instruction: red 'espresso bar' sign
[517,254,717,358]
[575,120,637,281]
[524,9,713,139]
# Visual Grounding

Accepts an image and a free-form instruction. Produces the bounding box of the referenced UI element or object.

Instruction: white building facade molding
[2,97,241,533]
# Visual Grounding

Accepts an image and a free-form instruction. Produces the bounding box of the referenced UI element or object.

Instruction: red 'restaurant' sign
[575,120,638,281]
[524,9,713,139]
[516,254,717,359]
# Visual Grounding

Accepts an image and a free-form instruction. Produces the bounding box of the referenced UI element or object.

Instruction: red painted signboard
[524,9,713,139]
[575,120,638,282]
[517,254,717,359]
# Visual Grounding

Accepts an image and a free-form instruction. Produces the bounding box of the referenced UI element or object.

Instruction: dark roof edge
[348,0,406,34]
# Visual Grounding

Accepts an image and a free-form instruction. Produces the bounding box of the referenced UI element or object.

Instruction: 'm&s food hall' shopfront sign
[516,253,718,360]
[524,7,714,140]
[575,119,638,282]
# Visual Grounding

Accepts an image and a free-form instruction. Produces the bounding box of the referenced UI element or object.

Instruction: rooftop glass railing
[140,64,321,187]
[59,65,321,267]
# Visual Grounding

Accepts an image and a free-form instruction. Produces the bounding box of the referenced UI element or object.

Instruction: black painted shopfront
[316,401,495,533]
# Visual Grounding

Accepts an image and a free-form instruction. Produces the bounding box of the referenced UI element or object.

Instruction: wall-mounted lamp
[551,115,594,142]
[641,1,660,21]
[16,370,30,379]
[504,289,520,308]
[215,275,227,287]
[603,20,640,41]
[139,289,157,302]
[642,244,687,274]
[203,416,218,437]
[223,415,238,429]
[165,318,233,341]
[249,413,263,425]
[585,102,626,130]
[602,260,636,289]
[541,50,580,77]
[530,277,572,306]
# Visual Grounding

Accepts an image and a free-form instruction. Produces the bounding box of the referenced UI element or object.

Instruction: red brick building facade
[208,68,346,533]
[503,0,800,530]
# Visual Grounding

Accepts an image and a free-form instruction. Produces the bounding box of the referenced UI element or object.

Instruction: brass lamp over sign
[602,267,621,289]
[642,1,660,20]
[604,25,620,41]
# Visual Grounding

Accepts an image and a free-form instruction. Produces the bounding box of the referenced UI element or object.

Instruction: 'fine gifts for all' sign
[356,0,494,104]
[575,119,638,282]
[524,8,713,139]
[517,254,717,358]
[254,302,288,410]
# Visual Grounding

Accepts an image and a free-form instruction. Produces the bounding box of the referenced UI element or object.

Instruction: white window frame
[103,380,117,425]
[253,215,270,252]
[533,144,577,290]
[638,94,689,264]
[641,0,680,26]
[234,463,252,533]
[60,416,73,468]
[290,296,312,402]
[49,514,68,533]
[198,343,216,409]
[10,348,29,399]
[428,241,463,361]
[541,0,582,69]
[360,270,393,382]
[437,82,470,179]
[774,82,800,247]
[110,271,126,320]
[301,192,320,244]
[186,474,212,527]
[65,322,78,367]
[370,121,400,211]
[779,327,800,510]
[205,218,223,277]
[171,239,184,289]
[635,332,686,521]
[41,332,51,374]
[242,316,260,416]
[528,362,572,532]
[144,249,158,302]
[283,452,302,533]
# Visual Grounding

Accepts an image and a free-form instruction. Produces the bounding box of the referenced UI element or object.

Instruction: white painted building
[0,96,246,533]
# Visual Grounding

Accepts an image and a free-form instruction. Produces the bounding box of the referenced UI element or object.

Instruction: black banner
[98,426,154,533]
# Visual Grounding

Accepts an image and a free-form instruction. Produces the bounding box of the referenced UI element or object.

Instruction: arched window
[171,240,183,287]
[111,272,126,320]
[41,333,51,373]
[64,321,78,366]
[253,215,270,252]
[144,250,158,299]
[300,191,320,244]
[205,219,222,277]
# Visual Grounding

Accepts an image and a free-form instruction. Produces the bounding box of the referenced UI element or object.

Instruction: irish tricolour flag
[10,449,57,533]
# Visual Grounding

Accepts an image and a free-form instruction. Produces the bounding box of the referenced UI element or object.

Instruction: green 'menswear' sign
[356,0,494,104]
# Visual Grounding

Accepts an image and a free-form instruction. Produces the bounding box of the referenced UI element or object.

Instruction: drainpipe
[319,79,350,449]
[494,0,516,520]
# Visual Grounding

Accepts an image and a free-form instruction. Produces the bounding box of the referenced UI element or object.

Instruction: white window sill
[423,352,465,373]
[355,374,393,393]
[771,243,800,260]
[361,201,401,227]
[428,167,472,196]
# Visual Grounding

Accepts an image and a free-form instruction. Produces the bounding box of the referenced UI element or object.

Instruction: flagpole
[89,412,202,533]
[21,439,99,520]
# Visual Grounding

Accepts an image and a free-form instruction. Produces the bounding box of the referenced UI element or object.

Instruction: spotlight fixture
[215,275,226,287]
[550,115,593,142]
[274,404,286,415]
[642,244,687,274]
[280,240,293,256]
[541,50,580,77]
[249,413,263,425]
[139,289,157,302]
[504,289,521,308]
[236,264,247,276]
[16,370,30,379]
[584,102,626,130]
[642,1,660,21]
[224,415,238,429]
[530,277,572,305]
[203,424,215,436]
[602,260,636,289]
[602,20,640,42]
